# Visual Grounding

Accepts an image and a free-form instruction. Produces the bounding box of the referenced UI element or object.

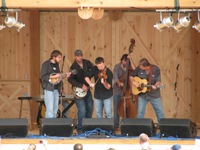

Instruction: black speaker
[40,118,74,137]
[82,118,114,133]
[0,118,28,137]
[121,118,156,137]
[159,118,197,138]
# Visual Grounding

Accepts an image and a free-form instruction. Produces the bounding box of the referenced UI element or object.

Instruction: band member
[41,50,71,118]
[68,49,94,134]
[130,58,165,122]
[113,54,135,128]
[85,57,113,118]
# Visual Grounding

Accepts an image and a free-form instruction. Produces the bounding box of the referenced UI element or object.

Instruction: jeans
[94,96,113,118]
[62,101,69,118]
[74,91,93,132]
[113,95,121,127]
[44,89,59,118]
[137,97,165,123]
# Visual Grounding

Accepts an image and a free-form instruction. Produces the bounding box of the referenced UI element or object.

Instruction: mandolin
[49,69,77,85]
[131,76,165,95]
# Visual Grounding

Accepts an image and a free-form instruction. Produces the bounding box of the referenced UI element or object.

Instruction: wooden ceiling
[1,0,200,10]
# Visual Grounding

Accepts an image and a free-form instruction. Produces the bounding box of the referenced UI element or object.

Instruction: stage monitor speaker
[0,118,28,137]
[159,118,197,138]
[121,118,156,137]
[82,118,114,133]
[40,118,74,137]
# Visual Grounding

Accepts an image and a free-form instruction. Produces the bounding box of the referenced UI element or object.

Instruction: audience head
[171,144,182,150]
[74,143,83,150]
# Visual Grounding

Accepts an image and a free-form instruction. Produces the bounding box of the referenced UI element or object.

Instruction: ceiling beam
[1,0,200,9]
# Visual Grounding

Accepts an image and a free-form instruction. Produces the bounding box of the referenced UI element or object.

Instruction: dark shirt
[131,65,161,99]
[68,59,93,88]
[87,66,113,100]
[41,59,61,91]
[113,63,125,96]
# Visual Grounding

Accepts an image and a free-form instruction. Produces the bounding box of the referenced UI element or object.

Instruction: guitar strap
[148,65,153,91]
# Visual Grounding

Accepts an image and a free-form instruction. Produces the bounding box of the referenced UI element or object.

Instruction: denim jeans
[113,95,121,127]
[94,96,113,118]
[62,101,69,118]
[137,97,165,123]
[44,89,59,118]
[74,91,93,132]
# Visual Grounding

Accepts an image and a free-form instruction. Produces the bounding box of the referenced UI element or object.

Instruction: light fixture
[78,7,94,19]
[173,12,191,32]
[0,24,6,30]
[154,12,174,31]
[192,10,200,32]
[4,11,25,32]
[91,8,104,20]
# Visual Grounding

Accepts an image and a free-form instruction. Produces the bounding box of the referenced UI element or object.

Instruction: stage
[0,124,200,150]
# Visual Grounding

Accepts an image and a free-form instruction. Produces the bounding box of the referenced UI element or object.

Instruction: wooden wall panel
[0,81,31,125]
[0,11,30,80]
[39,11,200,123]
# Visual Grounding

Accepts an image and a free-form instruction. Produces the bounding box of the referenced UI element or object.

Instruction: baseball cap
[74,49,83,56]
[171,144,181,150]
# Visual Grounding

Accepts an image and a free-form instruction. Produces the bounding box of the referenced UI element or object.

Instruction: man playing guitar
[85,57,113,119]
[41,50,71,118]
[68,49,94,134]
[130,58,165,123]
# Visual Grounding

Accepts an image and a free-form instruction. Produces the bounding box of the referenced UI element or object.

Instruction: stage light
[154,12,174,31]
[0,24,6,30]
[174,12,191,32]
[4,12,25,32]
[192,10,200,32]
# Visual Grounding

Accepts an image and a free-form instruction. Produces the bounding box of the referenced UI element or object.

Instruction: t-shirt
[131,65,161,99]
[87,66,113,100]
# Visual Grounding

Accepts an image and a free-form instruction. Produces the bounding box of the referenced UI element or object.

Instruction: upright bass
[118,39,138,118]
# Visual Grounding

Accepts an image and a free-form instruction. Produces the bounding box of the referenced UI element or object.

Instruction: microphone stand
[173,64,179,118]
[60,55,65,118]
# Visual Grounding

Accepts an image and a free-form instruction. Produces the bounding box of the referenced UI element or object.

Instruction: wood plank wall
[0,11,200,124]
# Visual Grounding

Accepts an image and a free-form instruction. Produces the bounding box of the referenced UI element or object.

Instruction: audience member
[170,144,182,150]
[139,133,152,150]
[74,143,83,150]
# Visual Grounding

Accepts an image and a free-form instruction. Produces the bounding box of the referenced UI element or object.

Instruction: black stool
[18,96,32,130]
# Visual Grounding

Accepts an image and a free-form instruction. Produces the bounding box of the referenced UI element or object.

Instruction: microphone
[176,64,180,70]
[63,55,65,62]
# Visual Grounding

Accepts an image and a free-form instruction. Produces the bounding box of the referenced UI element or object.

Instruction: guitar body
[72,86,87,99]
[132,76,148,95]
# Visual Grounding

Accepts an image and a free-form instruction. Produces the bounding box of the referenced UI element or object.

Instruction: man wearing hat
[68,49,94,134]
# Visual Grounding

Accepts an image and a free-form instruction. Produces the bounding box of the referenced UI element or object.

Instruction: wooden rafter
[2,0,200,9]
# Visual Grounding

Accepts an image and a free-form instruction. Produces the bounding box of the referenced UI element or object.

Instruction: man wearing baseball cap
[68,49,94,134]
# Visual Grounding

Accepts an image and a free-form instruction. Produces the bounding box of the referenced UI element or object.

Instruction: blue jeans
[94,96,113,118]
[113,95,121,127]
[74,91,93,131]
[44,89,59,118]
[62,101,69,118]
[137,97,165,123]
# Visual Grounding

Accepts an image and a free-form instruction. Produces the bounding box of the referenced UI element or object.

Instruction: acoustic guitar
[131,76,164,95]
[49,69,77,85]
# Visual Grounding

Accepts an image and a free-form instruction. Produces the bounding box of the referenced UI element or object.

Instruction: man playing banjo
[68,49,94,134]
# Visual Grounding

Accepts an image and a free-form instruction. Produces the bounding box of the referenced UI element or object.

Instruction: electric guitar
[131,76,164,95]
[49,69,77,85]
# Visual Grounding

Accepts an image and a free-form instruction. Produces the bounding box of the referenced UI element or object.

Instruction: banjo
[72,86,87,99]
[49,69,77,85]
